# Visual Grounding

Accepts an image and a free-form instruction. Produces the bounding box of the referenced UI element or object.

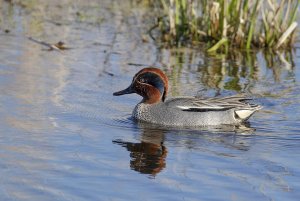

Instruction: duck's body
[133,96,261,126]
[114,67,262,127]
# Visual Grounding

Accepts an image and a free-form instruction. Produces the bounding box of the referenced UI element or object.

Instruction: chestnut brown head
[113,67,168,104]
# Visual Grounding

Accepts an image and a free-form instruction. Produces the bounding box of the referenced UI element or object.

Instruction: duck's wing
[166,95,262,120]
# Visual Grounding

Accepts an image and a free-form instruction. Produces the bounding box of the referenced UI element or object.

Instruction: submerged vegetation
[150,0,299,51]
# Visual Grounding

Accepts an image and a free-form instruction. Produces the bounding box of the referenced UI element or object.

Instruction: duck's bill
[113,86,135,96]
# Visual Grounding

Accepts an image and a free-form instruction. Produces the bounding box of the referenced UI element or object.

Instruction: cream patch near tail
[234,109,256,120]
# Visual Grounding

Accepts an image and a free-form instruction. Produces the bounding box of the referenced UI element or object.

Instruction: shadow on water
[113,127,167,177]
[112,120,256,177]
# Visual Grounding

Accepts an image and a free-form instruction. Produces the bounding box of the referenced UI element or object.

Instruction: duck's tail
[234,105,263,121]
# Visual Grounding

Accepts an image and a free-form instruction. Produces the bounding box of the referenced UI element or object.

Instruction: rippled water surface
[0,0,300,200]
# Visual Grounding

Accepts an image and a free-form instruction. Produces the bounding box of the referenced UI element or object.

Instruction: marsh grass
[151,0,299,51]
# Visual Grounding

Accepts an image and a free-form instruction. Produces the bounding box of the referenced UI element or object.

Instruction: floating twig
[127,63,148,67]
[207,38,228,53]
[27,36,71,51]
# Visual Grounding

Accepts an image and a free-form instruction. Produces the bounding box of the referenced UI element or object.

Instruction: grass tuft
[150,0,299,51]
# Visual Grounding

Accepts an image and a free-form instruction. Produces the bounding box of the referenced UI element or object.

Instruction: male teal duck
[113,67,262,126]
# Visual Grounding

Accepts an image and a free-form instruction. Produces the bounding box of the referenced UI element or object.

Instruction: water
[0,0,300,200]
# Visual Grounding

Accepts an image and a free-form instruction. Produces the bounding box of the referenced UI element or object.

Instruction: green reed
[154,0,299,51]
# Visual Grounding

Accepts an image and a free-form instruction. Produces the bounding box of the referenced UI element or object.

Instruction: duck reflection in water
[113,121,257,176]
[113,124,167,177]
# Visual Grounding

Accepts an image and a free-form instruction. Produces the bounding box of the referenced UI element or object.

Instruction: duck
[113,67,262,127]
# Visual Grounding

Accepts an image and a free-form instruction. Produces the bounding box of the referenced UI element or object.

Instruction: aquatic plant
[150,0,299,51]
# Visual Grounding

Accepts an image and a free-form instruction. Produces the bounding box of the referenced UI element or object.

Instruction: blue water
[0,1,300,200]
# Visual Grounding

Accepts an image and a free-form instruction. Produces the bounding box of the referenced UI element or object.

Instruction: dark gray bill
[113,85,135,96]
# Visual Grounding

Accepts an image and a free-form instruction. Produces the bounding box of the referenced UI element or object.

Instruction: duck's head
[113,67,168,104]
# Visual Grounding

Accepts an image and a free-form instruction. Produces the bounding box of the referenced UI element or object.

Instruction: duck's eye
[139,78,145,83]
